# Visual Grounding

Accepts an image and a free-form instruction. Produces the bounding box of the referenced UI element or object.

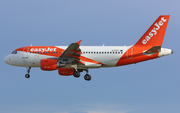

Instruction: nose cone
[4,56,9,64]
[4,55,12,65]
[4,54,22,66]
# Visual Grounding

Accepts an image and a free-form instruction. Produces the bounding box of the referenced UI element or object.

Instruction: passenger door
[22,48,29,59]
[126,48,133,59]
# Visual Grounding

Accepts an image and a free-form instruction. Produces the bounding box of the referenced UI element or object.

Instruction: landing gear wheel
[25,67,31,78]
[25,74,30,78]
[73,71,80,78]
[84,74,91,81]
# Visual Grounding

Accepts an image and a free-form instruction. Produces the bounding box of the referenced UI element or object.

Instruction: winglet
[76,40,82,45]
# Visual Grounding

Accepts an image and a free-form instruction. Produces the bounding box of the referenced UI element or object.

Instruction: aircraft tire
[84,74,91,81]
[73,71,80,78]
[25,74,30,78]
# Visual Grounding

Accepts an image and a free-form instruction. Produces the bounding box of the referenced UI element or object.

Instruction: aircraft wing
[58,40,84,64]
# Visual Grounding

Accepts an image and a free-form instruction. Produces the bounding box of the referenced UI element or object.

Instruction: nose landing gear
[25,67,31,78]
[25,74,30,78]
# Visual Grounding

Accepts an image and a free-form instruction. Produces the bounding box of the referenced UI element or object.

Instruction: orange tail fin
[134,15,170,47]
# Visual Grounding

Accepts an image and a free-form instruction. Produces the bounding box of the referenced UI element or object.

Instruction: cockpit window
[12,51,17,54]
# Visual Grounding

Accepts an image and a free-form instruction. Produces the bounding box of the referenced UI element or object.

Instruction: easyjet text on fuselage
[30,47,57,52]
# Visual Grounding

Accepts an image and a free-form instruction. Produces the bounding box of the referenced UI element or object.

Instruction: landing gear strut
[25,67,31,78]
[84,69,91,81]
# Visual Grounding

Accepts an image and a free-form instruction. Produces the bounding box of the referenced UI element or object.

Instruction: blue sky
[0,0,180,113]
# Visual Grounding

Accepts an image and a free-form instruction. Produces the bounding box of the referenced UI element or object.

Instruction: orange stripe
[74,60,85,64]
[80,56,102,64]
[116,46,159,66]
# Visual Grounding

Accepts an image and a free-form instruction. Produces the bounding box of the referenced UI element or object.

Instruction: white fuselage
[4,46,172,69]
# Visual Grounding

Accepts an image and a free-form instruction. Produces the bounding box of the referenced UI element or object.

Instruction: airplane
[4,15,173,81]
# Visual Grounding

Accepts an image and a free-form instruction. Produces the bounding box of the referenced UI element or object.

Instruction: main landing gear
[73,69,91,81]
[84,69,91,81]
[25,67,31,78]
[73,71,80,78]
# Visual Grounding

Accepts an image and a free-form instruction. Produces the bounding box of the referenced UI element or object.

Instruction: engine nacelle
[58,68,74,76]
[40,59,66,71]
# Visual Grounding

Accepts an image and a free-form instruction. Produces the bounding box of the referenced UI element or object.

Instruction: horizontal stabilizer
[144,46,161,54]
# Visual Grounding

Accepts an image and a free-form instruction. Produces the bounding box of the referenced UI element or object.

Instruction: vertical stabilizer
[134,15,170,47]
[116,15,170,66]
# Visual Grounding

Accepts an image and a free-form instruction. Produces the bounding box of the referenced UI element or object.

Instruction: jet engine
[58,68,74,76]
[40,59,66,71]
